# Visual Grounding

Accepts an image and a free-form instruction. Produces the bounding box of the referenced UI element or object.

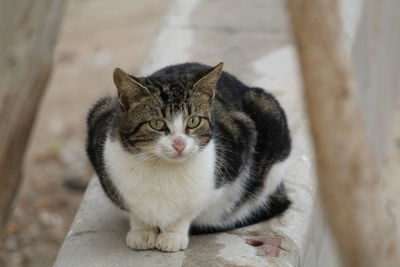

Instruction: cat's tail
[189,183,291,235]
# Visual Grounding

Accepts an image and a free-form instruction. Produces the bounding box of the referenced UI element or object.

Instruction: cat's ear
[113,68,149,110]
[193,62,223,99]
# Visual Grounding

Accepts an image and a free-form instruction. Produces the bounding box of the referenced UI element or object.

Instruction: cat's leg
[156,217,191,252]
[126,214,158,250]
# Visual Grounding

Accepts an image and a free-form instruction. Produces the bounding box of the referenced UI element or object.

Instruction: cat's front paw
[126,229,157,250]
[156,232,189,252]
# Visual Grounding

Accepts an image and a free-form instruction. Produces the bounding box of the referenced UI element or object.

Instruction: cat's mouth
[163,153,189,163]
[155,145,195,163]
[155,149,194,163]
[142,151,190,164]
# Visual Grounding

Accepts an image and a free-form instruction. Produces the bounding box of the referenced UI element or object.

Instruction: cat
[86,62,291,252]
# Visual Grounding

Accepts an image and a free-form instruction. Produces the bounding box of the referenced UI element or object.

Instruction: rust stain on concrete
[245,236,283,258]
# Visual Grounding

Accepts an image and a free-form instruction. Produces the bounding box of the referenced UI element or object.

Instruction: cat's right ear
[193,62,223,99]
[113,68,149,110]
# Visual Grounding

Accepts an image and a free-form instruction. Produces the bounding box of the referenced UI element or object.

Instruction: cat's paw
[126,229,157,250]
[156,232,189,252]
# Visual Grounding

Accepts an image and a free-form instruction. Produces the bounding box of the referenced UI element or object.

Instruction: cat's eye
[149,119,166,131]
[187,116,201,129]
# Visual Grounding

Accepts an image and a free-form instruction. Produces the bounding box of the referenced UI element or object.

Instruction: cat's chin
[162,154,189,163]
[156,153,192,164]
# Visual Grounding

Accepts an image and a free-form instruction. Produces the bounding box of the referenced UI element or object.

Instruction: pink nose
[172,137,186,154]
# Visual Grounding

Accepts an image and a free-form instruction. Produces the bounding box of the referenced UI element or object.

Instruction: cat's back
[86,96,118,168]
[151,62,211,76]
[87,96,118,129]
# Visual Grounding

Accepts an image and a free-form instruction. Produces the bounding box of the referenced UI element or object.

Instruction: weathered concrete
[54,0,375,266]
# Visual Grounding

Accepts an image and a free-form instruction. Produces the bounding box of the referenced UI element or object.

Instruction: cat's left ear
[193,62,223,99]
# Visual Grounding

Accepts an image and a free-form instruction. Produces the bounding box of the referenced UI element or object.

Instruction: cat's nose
[172,137,186,154]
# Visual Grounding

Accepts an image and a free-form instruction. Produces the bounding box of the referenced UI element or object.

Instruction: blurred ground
[0,0,167,266]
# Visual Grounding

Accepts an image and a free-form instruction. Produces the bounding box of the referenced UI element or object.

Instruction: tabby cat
[86,62,291,252]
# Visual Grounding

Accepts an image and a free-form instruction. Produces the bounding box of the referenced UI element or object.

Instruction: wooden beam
[286,0,399,266]
[0,0,65,237]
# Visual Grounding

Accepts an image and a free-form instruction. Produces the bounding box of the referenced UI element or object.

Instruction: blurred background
[0,0,167,266]
[1,0,399,266]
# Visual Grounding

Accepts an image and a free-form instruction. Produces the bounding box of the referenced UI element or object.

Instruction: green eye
[149,119,166,131]
[187,116,201,129]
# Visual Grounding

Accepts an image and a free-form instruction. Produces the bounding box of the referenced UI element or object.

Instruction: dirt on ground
[0,1,167,266]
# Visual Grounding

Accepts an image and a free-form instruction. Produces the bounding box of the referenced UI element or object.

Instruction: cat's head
[113,63,223,163]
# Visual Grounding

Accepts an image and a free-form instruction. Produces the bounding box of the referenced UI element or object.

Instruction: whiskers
[212,133,236,145]
[127,151,166,173]
[213,140,256,185]
[213,144,238,183]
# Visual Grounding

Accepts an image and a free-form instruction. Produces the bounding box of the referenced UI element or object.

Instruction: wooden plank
[286,0,399,266]
[0,0,65,236]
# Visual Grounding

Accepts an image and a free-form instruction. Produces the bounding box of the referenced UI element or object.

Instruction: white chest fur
[104,136,216,228]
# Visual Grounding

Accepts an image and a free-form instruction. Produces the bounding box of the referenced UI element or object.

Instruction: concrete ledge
[54,0,327,266]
